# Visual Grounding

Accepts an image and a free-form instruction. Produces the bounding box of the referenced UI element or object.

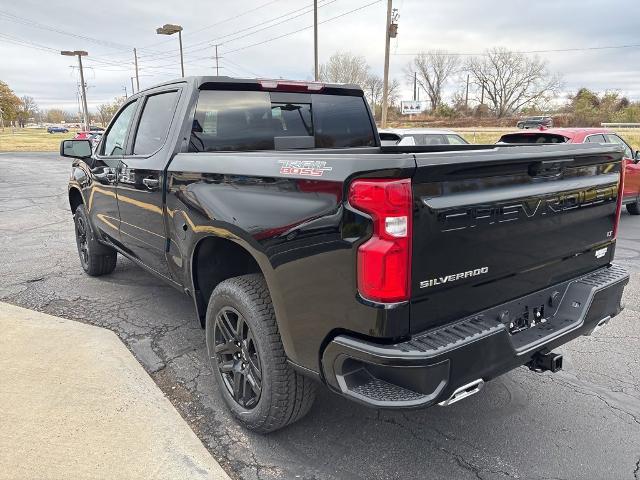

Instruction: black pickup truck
[62,76,629,433]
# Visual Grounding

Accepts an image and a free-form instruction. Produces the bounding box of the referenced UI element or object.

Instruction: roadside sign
[401,100,428,115]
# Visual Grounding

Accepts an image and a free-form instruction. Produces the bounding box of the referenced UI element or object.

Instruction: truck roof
[134,76,363,96]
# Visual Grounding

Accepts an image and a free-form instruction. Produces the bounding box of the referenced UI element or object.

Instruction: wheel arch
[190,235,268,328]
[68,187,84,213]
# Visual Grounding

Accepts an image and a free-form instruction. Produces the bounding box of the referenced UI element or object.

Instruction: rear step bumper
[321,264,628,408]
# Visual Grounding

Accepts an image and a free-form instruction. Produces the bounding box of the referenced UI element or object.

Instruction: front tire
[206,274,316,433]
[73,204,117,276]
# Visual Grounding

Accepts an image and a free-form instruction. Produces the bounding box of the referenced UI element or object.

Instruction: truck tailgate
[410,144,623,333]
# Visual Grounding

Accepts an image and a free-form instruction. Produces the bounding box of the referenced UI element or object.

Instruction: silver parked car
[379,128,469,146]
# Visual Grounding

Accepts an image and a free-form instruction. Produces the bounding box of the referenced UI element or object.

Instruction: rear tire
[73,204,117,276]
[206,274,316,433]
[627,200,640,215]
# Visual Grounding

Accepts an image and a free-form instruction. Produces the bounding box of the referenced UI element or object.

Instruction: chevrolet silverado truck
[61,76,629,433]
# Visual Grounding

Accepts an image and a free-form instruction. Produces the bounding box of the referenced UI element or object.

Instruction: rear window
[407,133,469,145]
[189,90,375,152]
[499,133,568,144]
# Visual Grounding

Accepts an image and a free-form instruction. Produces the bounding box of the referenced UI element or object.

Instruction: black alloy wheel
[75,213,90,269]
[213,306,262,409]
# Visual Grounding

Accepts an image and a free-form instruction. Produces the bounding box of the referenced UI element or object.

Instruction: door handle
[142,178,159,190]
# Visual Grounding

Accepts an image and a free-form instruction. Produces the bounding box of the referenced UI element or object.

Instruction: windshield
[499,133,568,144]
[189,90,375,152]
[399,133,469,146]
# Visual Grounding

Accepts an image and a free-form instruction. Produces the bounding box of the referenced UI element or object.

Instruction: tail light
[614,160,626,238]
[348,178,412,303]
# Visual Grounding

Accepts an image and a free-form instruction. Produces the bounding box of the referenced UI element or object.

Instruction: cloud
[1,0,639,111]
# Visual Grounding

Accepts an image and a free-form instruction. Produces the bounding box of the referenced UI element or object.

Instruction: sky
[1,0,639,113]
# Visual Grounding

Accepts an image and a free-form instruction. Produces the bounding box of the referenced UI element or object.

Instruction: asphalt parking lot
[2,152,640,480]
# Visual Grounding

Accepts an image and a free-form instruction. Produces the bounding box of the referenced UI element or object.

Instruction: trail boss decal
[420,267,489,289]
[278,160,333,177]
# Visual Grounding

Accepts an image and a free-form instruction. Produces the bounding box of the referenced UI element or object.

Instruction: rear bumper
[321,264,628,408]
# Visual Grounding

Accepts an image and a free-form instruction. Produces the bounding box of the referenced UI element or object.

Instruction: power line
[221,57,261,77]
[137,0,285,50]
[0,10,135,52]
[224,0,383,55]
[392,43,640,56]
[134,0,337,62]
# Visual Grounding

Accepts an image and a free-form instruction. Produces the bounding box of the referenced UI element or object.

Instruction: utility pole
[314,0,319,81]
[156,24,184,77]
[0,107,4,131]
[134,48,140,91]
[214,44,221,76]
[381,1,397,128]
[131,77,136,95]
[123,85,128,99]
[62,50,89,131]
[413,72,417,101]
[465,74,470,108]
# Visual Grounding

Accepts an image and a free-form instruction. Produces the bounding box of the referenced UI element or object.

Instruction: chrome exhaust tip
[585,315,611,336]
[438,379,484,407]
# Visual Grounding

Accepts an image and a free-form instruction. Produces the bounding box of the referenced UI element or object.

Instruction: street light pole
[156,24,184,77]
[214,44,220,76]
[62,50,89,131]
[381,0,393,128]
[133,48,140,91]
[178,30,184,78]
[314,0,319,81]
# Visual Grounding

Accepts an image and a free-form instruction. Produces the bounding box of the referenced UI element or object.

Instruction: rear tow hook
[528,350,563,373]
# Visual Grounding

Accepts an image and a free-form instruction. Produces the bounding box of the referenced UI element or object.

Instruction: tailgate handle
[529,159,573,178]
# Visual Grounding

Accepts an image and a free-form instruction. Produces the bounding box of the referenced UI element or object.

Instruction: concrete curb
[0,302,230,480]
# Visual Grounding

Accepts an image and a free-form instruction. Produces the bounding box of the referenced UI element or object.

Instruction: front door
[87,99,139,245]
[606,134,638,202]
[116,89,181,280]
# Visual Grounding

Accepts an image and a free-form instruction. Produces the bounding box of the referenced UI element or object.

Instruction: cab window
[101,100,137,157]
[133,91,179,155]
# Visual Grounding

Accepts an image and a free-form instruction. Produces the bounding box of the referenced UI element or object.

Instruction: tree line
[3,47,639,129]
[318,49,640,124]
[0,80,127,128]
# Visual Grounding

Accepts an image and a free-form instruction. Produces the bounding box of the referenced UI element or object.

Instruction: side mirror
[635,151,640,163]
[60,139,93,159]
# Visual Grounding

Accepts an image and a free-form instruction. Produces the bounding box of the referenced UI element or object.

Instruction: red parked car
[498,127,640,214]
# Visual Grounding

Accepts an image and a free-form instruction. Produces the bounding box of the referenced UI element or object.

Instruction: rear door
[116,89,181,279]
[409,145,622,333]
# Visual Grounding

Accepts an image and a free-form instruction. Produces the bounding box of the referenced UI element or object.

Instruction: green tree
[97,96,126,127]
[0,81,23,127]
[45,109,65,124]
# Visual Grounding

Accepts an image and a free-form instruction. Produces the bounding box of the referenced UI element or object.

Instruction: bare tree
[405,51,459,111]
[364,74,384,108]
[364,75,400,119]
[466,48,562,117]
[17,96,39,127]
[318,52,370,87]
